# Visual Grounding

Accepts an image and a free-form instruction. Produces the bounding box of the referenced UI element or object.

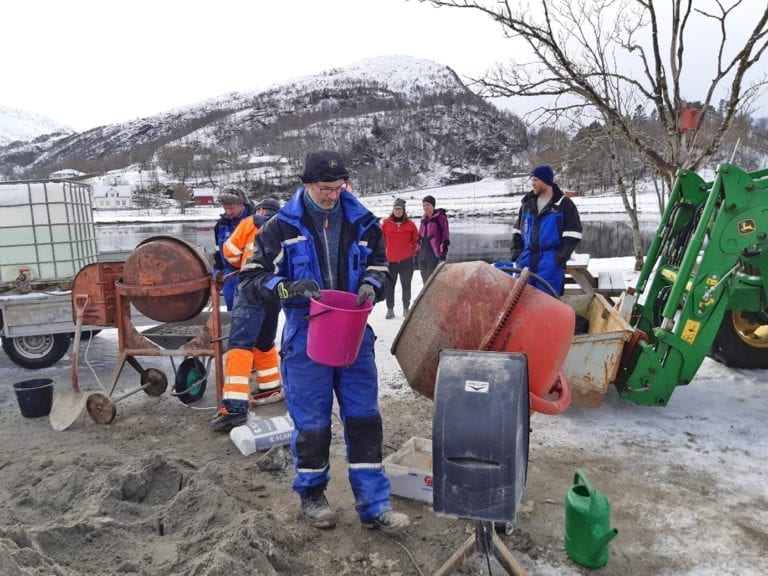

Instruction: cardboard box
[383,437,434,504]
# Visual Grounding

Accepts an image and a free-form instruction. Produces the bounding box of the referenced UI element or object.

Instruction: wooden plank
[598,271,626,294]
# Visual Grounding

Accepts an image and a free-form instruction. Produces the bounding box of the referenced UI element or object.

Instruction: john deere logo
[738,219,756,235]
[329,160,338,168]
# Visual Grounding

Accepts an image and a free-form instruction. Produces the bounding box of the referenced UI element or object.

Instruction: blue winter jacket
[238,186,389,326]
[510,185,582,295]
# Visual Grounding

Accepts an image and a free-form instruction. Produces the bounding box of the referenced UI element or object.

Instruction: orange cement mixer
[391,261,574,414]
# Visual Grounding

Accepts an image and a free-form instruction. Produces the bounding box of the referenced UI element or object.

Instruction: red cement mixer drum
[391,261,574,414]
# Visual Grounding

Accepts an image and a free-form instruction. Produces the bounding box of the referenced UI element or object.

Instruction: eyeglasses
[313,183,345,195]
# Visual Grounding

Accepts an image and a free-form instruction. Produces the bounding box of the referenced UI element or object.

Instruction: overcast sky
[1,0,765,131]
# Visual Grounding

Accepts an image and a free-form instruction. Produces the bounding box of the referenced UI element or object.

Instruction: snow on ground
[93,178,664,223]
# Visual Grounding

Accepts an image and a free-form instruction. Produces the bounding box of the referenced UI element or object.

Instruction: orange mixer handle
[529,371,572,415]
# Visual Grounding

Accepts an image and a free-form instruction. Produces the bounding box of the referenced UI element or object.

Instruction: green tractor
[616,163,768,406]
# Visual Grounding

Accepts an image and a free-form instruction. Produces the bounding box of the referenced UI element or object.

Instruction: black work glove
[275,279,321,300]
[355,284,376,307]
[509,248,521,262]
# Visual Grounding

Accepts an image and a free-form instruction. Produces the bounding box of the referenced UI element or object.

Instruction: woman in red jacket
[381,198,419,319]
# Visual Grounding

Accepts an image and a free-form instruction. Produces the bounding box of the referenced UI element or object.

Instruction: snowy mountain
[0,105,72,147]
[0,55,528,191]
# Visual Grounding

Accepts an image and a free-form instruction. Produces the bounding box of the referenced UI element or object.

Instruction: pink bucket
[307,289,373,367]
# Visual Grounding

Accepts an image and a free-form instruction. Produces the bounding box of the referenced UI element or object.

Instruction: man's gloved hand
[355,283,376,307]
[275,279,321,300]
[509,248,521,262]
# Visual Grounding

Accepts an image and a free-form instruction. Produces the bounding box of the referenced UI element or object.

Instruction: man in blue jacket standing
[510,165,582,295]
[238,150,410,534]
[213,185,254,310]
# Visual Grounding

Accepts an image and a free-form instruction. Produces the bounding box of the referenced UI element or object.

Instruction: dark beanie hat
[301,150,350,183]
[393,198,406,208]
[217,185,247,205]
[255,196,281,213]
[530,165,554,186]
[422,195,436,207]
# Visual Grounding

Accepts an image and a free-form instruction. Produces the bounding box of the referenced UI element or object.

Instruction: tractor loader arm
[615,163,768,406]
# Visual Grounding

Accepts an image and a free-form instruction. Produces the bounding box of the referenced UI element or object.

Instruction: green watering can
[564,469,619,568]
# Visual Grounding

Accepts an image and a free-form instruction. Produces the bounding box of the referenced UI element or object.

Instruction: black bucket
[13,378,54,418]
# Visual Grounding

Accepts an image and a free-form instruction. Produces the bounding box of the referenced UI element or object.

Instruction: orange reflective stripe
[224,348,255,396]
[253,347,281,390]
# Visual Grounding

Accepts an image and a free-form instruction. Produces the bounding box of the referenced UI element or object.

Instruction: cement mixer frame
[81,266,227,423]
[67,236,229,424]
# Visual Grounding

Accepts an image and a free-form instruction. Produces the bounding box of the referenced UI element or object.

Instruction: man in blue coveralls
[213,185,254,310]
[237,150,410,534]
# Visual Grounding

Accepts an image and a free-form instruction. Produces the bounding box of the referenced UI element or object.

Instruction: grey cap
[255,196,281,213]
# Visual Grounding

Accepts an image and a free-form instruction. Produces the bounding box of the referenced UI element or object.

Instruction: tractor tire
[708,310,768,369]
[1,333,71,369]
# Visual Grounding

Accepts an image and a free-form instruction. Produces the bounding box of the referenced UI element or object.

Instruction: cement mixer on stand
[68,236,229,424]
[392,260,574,413]
[392,261,575,575]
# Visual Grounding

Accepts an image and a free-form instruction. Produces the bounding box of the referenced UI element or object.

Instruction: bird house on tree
[679,108,700,133]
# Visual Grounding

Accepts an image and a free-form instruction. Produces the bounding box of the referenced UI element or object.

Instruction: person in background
[238,150,410,534]
[209,196,284,432]
[417,195,450,284]
[213,185,255,311]
[381,198,419,319]
[509,165,582,296]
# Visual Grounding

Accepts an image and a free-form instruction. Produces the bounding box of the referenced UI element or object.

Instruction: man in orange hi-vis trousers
[209,196,284,432]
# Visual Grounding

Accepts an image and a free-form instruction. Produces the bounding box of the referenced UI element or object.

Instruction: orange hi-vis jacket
[221,216,280,412]
[222,217,257,269]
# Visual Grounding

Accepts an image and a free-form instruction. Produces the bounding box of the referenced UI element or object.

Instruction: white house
[92,184,134,209]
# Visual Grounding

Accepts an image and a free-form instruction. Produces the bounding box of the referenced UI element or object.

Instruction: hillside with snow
[0,105,72,146]
[0,55,527,191]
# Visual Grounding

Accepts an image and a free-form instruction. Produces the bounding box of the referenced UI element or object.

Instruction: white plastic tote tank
[0,181,98,284]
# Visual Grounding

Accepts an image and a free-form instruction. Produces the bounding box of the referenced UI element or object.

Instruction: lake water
[96,217,659,262]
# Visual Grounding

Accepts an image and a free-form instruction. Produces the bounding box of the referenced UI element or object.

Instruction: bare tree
[421,0,768,183]
[172,184,191,215]
[421,0,767,267]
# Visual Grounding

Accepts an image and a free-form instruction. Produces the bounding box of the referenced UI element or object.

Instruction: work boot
[208,410,247,432]
[385,308,395,319]
[249,387,285,408]
[301,488,337,529]
[361,510,410,534]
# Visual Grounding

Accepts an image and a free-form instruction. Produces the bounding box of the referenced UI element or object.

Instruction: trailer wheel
[709,310,768,368]
[1,333,71,369]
